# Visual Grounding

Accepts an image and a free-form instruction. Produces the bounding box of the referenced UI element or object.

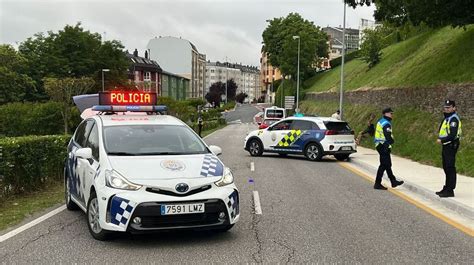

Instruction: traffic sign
[284,96,295,109]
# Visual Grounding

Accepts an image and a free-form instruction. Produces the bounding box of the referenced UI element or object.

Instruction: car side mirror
[259,124,269,129]
[75,147,92,160]
[209,145,222,156]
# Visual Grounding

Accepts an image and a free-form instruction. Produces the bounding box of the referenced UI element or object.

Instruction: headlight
[105,170,142,190]
[215,167,234,187]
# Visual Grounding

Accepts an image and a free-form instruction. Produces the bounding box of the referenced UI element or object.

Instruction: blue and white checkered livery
[227,190,239,220]
[110,196,137,228]
[200,154,224,177]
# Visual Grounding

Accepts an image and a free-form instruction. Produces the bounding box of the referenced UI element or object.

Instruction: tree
[262,13,329,80]
[344,0,474,28]
[0,45,35,104]
[18,23,129,99]
[235,92,248,104]
[226,79,238,101]
[205,79,238,106]
[43,77,95,134]
[360,28,384,68]
[205,81,225,106]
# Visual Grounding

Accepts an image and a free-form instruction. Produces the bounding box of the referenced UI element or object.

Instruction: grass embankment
[306,25,474,92]
[0,182,64,231]
[300,100,474,177]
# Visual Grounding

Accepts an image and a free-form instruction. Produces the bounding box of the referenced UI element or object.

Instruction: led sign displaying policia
[99,91,157,105]
[93,91,166,113]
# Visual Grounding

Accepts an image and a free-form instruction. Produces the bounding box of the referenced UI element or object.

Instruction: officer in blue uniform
[436,100,462,198]
[373,108,404,190]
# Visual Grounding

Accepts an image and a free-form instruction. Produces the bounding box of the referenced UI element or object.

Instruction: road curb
[349,158,474,220]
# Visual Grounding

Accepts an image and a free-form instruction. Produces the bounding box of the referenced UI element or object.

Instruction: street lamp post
[292,36,301,112]
[225,57,228,104]
[101,69,110,92]
[339,3,347,120]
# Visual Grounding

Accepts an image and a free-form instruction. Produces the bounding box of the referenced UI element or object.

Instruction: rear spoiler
[72,94,99,119]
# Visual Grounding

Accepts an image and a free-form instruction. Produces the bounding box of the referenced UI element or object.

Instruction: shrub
[0,102,81,137]
[0,135,71,200]
[329,50,360,68]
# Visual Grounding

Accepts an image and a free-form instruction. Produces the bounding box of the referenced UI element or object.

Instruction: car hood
[107,153,225,184]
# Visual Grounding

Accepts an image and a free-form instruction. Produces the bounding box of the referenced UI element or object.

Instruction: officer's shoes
[435,186,447,195]
[391,180,404,188]
[374,183,387,190]
[438,190,455,198]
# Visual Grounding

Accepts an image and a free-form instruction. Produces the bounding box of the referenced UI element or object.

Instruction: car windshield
[324,121,352,132]
[103,125,208,155]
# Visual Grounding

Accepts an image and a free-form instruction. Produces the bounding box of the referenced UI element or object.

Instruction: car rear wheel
[87,192,110,241]
[65,168,78,211]
[248,139,263,157]
[334,154,350,161]
[304,143,323,161]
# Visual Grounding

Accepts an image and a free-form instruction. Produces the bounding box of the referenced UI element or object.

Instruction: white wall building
[359,18,377,46]
[205,61,260,102]
[146,36,206,99]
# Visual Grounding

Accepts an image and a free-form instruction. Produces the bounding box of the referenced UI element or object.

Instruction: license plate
[341,146,352,151]
[160,203,205,215]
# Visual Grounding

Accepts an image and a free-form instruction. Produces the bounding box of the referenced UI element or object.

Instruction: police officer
[197,105,204,137]
[436,100,462,198]
[373,107,404,190]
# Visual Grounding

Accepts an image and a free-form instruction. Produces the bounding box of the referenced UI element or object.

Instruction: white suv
[244,116,356,161]
[65,110,239,240]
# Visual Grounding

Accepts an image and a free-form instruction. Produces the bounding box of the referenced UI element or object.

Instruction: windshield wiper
[137,152,185,156]
[107,152,138,156]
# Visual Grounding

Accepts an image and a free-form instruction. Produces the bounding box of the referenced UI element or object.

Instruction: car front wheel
[248,139,263,157]
[87,192,110,241]
[304,143,323,161]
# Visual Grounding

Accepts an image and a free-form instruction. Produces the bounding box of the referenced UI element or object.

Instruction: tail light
[325,130,339,135]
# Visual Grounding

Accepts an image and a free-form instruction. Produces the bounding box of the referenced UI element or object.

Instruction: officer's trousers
[442,143,458,191]
[376,144,396,185]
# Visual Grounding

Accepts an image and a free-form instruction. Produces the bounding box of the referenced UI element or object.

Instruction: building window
[144,72,151,81]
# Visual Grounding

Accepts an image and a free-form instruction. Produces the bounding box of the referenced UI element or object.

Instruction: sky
[0,0,375,67]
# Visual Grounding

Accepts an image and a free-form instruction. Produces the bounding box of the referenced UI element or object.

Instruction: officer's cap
[444,99,455,107]
[382,107,394,114]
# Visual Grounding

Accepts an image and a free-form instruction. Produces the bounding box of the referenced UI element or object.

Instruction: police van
[244,116,356,161]
[263,106,286,120]
[66,91,239,240]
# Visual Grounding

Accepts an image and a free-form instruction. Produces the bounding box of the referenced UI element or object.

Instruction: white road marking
[0,205,66,243]
[253,191,262,215]
[250,162,255,172]
[228,119,242,124]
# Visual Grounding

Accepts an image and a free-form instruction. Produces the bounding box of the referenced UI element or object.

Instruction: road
[1,104,472,263]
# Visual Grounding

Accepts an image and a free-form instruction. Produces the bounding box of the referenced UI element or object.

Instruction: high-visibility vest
[374,117,392,146]
[439,113,462,140]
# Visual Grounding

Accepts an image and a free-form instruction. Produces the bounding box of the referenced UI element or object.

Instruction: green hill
[306,25,474,93]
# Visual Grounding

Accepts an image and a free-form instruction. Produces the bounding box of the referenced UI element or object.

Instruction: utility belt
[443,138,460,149]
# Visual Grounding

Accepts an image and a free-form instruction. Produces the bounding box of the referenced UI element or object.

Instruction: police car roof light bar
[92,105,167,113]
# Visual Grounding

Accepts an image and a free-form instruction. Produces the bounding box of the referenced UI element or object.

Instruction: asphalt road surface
[1,105,472,263]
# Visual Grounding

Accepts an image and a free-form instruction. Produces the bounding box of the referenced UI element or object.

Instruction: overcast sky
[1,0,374,67]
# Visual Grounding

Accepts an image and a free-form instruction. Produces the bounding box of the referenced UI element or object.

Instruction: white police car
[65,92,239,240]
[244,116,356,161]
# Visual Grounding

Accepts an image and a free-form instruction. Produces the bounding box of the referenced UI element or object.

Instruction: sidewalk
[350,146,474,220]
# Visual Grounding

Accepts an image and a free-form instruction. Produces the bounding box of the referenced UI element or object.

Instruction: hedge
[0,102,81,137]
[0,135,70,200]
[329,50,361,68]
